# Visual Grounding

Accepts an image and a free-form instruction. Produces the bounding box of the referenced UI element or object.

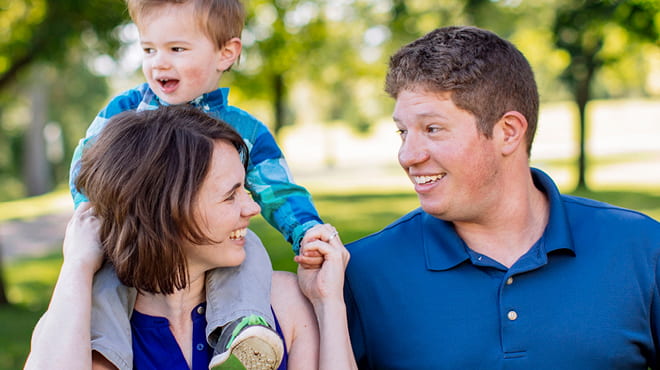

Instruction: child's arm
[244,125,323,253]
[69,86,146,208]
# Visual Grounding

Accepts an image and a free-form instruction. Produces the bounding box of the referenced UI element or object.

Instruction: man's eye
[396,129,407,138]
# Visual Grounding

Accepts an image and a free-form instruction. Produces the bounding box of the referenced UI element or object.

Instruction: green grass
[0,188,658,369]
[0,187,70,222]
[0,253,63,369]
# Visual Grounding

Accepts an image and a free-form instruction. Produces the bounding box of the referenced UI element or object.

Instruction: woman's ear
[217,37,242,72]
[495,111,528,156]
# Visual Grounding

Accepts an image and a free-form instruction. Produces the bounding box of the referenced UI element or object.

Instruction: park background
[0,0,659,368]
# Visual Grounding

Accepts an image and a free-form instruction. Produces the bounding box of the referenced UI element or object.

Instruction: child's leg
[90,262,137,370]
[205,229,275,337]
[206,229,284,369]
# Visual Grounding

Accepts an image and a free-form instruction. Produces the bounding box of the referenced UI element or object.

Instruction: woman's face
[186,140,260,272]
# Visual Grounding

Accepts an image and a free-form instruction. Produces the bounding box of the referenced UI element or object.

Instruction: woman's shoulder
[271,271,312,320]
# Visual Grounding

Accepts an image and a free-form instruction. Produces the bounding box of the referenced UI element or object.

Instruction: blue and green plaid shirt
[69,83,321,252]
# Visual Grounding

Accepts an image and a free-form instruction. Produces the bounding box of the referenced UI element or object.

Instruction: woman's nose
[241,192,261,218]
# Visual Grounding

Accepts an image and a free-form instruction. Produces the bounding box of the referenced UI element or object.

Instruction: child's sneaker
[209,315,284,370]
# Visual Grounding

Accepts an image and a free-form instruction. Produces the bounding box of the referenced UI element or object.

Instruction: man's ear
[495,111,528,156]
[217,37,242,72]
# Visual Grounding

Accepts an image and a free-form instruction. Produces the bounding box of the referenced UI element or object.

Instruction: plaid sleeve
[69,88,144,209]
[246,127,322,253]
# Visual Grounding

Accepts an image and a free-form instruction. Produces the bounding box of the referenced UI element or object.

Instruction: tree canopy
[0,0,127,91]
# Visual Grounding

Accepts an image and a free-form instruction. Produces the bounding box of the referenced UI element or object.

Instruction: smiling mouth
[229,228,247,240]
[413,173,446,185]
[158,78,179,89]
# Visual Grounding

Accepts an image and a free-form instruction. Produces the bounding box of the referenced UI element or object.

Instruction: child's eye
[172,47,185,52]
[143,47,155,54]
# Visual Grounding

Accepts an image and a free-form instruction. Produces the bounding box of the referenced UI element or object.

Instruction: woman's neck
[133,271,207,369]
[134,271,206,319]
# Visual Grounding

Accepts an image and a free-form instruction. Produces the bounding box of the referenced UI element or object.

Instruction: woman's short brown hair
[75,105,248,294]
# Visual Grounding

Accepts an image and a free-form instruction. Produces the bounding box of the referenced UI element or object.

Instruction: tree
[225,0,331,136]
[0,0,126,92]
[553,0,659,190]
[0,0,127,305]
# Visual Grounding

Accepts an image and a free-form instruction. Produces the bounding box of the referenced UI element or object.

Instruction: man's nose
[398,133,429,168]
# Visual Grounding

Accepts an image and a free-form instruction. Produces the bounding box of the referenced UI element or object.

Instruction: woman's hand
[63,202,104,273]
[296,226,350,306]
[295,228,357,370]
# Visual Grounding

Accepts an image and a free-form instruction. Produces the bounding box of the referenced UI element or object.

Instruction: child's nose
[152,52,171,69]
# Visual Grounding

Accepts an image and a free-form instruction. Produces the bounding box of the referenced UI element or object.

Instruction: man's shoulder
[562,194,659,230]
[347,208,425,253]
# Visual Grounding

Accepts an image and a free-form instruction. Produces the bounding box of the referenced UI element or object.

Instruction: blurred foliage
[552,0,659,190]
[0,0,658,199]
[0,0,128,90]
[0,0,129,199]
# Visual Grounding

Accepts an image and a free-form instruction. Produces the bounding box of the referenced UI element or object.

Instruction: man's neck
[454,175,549,268]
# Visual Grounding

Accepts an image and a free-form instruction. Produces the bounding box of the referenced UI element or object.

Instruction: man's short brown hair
[385,26,539,155]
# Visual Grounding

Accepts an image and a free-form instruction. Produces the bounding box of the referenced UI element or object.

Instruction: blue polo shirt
[345,168,660,369]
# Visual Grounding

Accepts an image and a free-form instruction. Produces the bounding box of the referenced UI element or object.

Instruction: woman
[25,106,356,370]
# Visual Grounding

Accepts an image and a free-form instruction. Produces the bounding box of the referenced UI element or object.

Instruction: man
[344,26,660,369]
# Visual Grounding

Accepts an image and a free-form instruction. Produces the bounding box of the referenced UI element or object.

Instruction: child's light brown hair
[127,0,245,49]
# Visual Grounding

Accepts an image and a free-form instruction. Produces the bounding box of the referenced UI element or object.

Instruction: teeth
[229,228,247,240]
[413,174,445,184]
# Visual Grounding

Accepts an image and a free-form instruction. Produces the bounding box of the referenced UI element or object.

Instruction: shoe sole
[210,326,284,370]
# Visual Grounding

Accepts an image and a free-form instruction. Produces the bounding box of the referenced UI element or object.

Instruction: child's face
[138,3,224,105]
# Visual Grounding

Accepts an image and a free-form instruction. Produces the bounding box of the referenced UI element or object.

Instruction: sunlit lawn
[1,184,659,369]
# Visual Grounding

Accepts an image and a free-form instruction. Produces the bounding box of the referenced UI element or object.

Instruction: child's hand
[296,227,350,305]
[295,224,341,269]
[63,203,104,274]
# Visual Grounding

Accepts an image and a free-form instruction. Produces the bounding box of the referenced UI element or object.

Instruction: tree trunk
[576,92,588,191]
[574,60,595,191]
[0,236,9,305]
[23,66,52,196]
[272,73,286,138]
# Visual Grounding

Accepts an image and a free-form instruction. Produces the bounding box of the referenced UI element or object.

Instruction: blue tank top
[131,303,288,369]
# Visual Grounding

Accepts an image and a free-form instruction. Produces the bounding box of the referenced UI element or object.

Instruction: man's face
[394,89,501,223]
